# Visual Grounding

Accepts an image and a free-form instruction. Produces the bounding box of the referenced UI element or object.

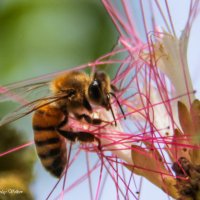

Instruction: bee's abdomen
[32,105,67,178]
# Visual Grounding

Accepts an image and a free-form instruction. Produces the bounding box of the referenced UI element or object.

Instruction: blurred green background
[0,0,117,84]
[0,1,118,199]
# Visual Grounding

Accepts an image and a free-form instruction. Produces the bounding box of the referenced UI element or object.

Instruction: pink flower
[0,1,200,199]
[100,0,200,199]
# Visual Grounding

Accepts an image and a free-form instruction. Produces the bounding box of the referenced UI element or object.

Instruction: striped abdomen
[32,104,67,178]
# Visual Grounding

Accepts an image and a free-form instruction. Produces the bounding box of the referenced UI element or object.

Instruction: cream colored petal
[128,85,179,136]
[154,30,194,107]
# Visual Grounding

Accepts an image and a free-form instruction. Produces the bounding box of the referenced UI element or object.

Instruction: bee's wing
[0,70,69,103]
[0,66,89,103]
[0,69,75,126]
[0,95,61,126]
[0,88,77,127]
[0,82,50,105]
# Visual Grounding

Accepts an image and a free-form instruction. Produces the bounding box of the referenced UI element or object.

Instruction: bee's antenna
[106,94,117,126]
[109,92,126,120]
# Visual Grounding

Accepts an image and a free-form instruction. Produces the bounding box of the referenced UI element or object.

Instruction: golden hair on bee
[0,70,126,178]
[32,70,126,177]
[50,71,90,95]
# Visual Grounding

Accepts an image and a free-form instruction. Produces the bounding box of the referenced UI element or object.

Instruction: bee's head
[88,71,111,110]
[88,71,126,126]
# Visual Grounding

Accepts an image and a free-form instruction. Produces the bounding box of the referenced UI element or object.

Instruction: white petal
[155,30,194,107]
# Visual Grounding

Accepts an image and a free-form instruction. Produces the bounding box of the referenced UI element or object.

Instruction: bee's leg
[111,84,119,92]
[56,110,69,129]
[57,111,102,150]
[83,98,93,113]
[74,113,102,125]
[57,128,77,142]
[75,131,101,151]
[95,137,101,151]
[57,129,101,151]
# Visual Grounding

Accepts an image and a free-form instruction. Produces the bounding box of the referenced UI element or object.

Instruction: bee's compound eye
[88,80,101,101]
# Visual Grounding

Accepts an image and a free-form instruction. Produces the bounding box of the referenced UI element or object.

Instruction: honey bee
[0,70,125,177]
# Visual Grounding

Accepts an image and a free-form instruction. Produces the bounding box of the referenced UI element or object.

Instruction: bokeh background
[0,0,117,84]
